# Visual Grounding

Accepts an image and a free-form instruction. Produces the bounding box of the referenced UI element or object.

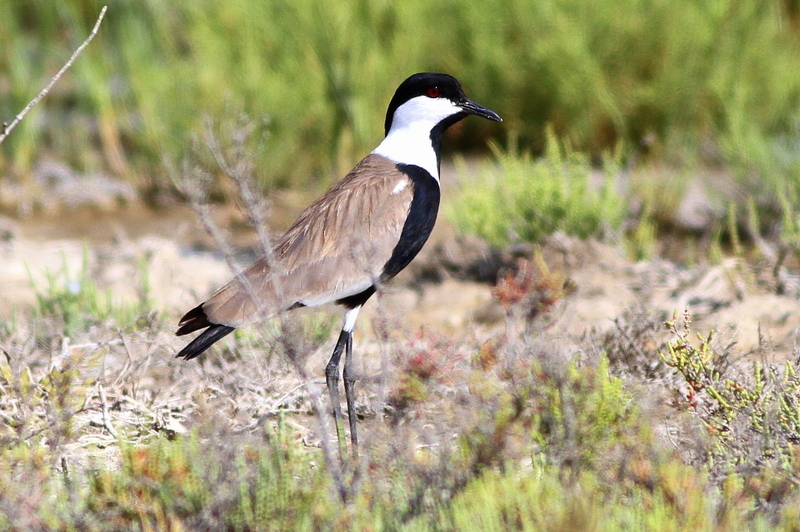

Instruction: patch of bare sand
[3,209,800,360]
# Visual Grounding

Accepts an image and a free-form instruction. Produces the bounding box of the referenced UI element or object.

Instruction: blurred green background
[2,0,800,226]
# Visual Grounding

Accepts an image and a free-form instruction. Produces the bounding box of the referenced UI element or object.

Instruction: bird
[175,72,502,452]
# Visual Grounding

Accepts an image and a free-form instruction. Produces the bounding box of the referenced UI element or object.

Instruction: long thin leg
[342,332,358,451]
[325,330,349,456]
[325,306,362,455]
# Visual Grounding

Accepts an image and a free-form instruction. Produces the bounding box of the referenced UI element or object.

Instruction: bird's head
[384,73,502,136]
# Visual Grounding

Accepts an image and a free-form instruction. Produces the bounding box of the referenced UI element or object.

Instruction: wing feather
[202,154,414,327]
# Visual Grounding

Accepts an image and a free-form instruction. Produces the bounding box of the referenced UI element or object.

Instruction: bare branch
[0,6,108,144]
[97,385,118,438]
[202,115,277,268]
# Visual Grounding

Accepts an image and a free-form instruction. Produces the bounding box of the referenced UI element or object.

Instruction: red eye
[427,86,441,98]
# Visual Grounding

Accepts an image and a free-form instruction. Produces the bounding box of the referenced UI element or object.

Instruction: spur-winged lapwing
[176,72,502,451]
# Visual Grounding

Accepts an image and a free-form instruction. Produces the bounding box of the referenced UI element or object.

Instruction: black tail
[177,304,212,336]
[176,324,235,360]
[176,304,235,360]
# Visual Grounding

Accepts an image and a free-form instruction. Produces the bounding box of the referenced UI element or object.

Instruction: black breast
[335,163,440,310]
[381,163,440,280]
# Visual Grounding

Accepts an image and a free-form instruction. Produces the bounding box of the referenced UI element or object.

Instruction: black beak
[459,98,503,122]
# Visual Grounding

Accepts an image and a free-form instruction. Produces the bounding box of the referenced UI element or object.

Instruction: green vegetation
[29,249,151,338]
[3,0,800,197]
[448,133,625,246]
[3,276,800,529]
[662,310,800,479]
[6,0,800,252]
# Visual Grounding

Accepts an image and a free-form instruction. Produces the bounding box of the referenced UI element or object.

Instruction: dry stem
[0,6,108,144]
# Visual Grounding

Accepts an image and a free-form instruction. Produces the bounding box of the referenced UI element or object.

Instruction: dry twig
[0,6,108,144]
[98,384,118,438]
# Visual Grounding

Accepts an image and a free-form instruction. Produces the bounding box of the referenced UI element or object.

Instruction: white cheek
[371,96,460,180]
[389,96,462,130]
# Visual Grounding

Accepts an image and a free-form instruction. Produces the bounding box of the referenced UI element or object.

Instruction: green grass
[2,0,800,198]
[28,248,151,338]
[448,133,625,246]
[6,0,800,253]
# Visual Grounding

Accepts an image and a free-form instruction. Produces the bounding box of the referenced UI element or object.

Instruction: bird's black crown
[384,73,466,134]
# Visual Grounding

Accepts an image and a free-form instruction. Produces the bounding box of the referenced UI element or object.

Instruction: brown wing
[200,154,414,327]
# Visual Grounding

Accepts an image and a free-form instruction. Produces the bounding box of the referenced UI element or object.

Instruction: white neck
[371,95,462,181]
[372,123,440,180]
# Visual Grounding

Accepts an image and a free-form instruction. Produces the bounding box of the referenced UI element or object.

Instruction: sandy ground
[2,201,800,362]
